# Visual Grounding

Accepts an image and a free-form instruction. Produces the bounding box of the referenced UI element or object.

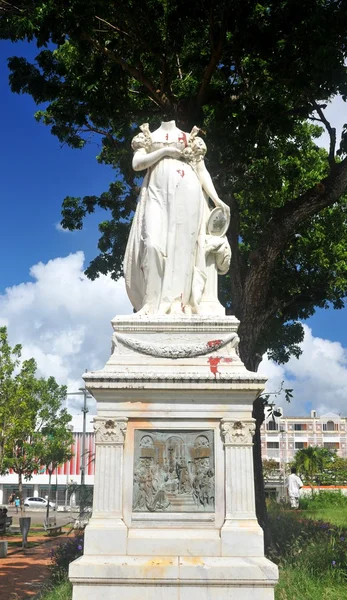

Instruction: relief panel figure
[132,430,215,512]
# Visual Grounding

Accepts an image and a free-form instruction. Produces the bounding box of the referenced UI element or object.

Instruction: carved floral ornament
[94,418,128,444]
[221,420,256,446]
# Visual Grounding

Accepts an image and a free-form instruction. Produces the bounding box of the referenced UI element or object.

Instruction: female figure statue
[124,120,230,316]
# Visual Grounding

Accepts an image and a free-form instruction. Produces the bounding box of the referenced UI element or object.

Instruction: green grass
[305,507,347,527]
[36,580,72,600]
[4,528,45,539]
[34,505,347,600]
[276,566,347,600]
[7,539,41,549]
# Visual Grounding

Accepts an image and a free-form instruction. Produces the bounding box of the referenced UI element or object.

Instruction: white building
[261,409,347,463]
[0,415,95,506]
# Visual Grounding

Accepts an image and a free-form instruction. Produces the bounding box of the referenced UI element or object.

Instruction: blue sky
[0,40,114,290]
[0,39,346,416]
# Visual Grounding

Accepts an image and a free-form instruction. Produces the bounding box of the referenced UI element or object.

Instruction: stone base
[70,314,278,599]
[83,518,127,555]
[69,555,278,600]
[221,520,265,557]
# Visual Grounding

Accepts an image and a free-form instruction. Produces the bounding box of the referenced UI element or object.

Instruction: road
[6,506,80,526]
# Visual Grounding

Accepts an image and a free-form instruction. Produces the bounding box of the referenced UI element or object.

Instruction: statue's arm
[132,147,182,172]
[195,160,230,218]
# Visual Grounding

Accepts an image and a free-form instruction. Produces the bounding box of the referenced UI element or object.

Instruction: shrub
[50,532,84,583]
[268,511,347,581]
[36,580,72,600]
[300,490,347,510]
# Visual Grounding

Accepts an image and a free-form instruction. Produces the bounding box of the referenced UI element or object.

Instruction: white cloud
[55,222,74,233]
[260,324,347,417]
[2,255,346,420]
[0,252,132,412]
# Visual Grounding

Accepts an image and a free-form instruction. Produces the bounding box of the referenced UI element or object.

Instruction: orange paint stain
[181,556,204,566]
[141,557,175,578]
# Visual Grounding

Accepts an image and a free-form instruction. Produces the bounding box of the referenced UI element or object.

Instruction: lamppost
[66,386,93,486]
[79,387,90,487]
[280,424,286,500]
[64,424,73,511]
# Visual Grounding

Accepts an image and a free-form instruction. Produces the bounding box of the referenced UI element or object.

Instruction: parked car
[24,497,56,510]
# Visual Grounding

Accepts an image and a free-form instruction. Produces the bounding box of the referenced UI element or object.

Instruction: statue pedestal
[69,315,278,599]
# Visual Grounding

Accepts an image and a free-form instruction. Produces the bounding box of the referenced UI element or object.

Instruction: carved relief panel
[132,430,215,513]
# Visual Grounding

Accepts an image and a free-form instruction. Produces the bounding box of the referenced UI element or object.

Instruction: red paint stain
[165,133,169,141]
[178,132,188,147]
[207,340,222,348]
[222,358,233,363]
[177,169,185,178]
[208,357,221,376]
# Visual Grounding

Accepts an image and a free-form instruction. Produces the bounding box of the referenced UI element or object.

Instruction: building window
[266,421,279,431]
[294,424,307,431]
[295,442,307,449]
[267,442,280,449]
[324,442,340,450]
[323,421,338,432]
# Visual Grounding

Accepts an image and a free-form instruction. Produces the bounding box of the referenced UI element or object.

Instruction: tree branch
[314,103,336,169]
[197,6,227,106]
[81,33,171,111]
[95,15,130,37]
[0,0,23,14]
[81,123,118,147]
[226,192,243,311]
[241,156,347,338]
[176,54,183,80]
[104,3,165,63]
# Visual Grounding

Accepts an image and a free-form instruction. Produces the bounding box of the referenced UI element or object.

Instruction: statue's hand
[164,147,182,159]
[216,199,231,221]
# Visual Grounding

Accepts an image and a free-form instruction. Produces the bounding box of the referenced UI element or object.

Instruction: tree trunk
[46,471,52,521]
[239,339,270,551]
[252,396,271,550]
[18,471,24,515]
[55,470,59,511]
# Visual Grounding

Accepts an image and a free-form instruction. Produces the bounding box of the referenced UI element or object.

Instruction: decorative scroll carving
[132,430,215,513]
[94,418,128,444]
[115,332,239,358]
[221,420,255,446]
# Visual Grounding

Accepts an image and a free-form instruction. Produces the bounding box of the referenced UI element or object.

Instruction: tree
[293,446,333,486]
[43,434,74,519]
[0,327,73,513]
[0,327,38,474]
[293,452,347,487]
[35,384,74,520]
[317,456,347,486]
[2,0,347,535]
[0,326,21,466]
[262,459,280,483]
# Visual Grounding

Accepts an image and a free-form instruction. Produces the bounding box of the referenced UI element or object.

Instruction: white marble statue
[124,120,231,315]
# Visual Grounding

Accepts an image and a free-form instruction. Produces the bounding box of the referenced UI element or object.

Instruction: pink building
[261,409,347,463]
